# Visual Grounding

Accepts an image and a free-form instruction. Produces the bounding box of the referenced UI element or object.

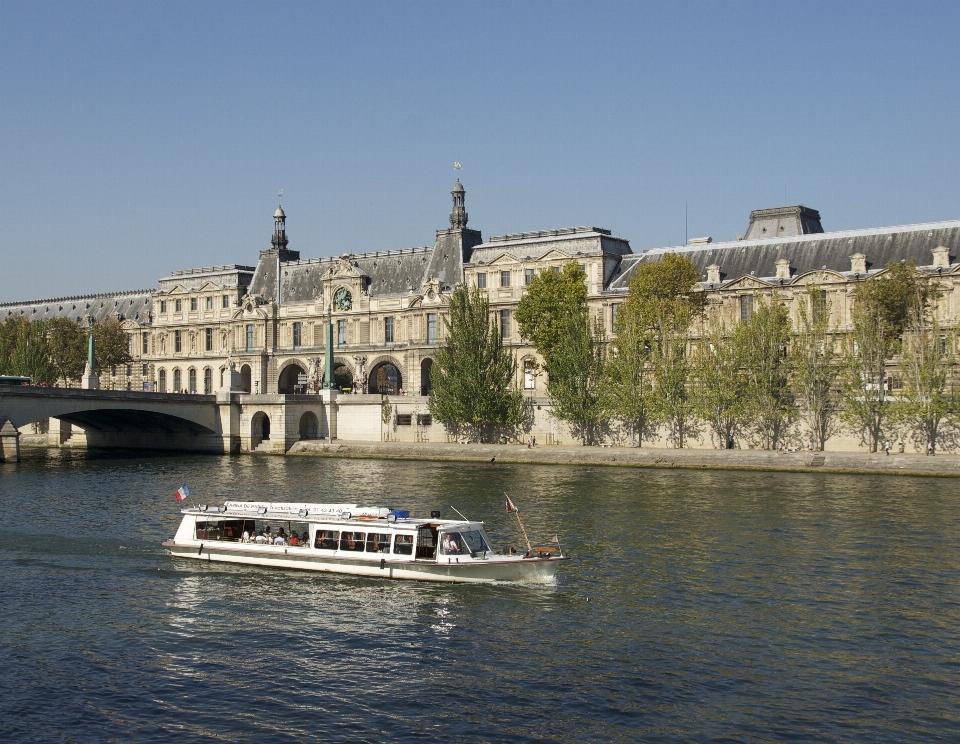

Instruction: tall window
[525,269,534,286]
[142,364,148,375]
[523,359,536,390]
[292,322,302,348]
[811,290,827,323]
[500,309,511,339]
[204,368,212,394]
[188,368,197,394]
[206,296,213,310]
[205,328,213,351]
[158,369,166,392]
[384,316,394,343]
[127,335,133,355]
[126,365,132,377]
[740,295,754,322]
[337,320,347,346]
[246,324,254,350]
[427,313,436,343]
[222,295,229,309]
[160,300,167,313]
[611,303,622,330]
[476,273,487,289]
[190,298,198,311]
[173,369,181,392]
[175,299,182,312]
[500,271,511,288]
[174,330,182,353]
[142,333,149,354]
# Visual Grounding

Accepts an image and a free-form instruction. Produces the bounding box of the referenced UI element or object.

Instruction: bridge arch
[250,411,270,449]
[299,411,320,440]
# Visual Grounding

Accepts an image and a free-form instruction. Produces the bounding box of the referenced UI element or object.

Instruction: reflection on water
[3,448,960,741]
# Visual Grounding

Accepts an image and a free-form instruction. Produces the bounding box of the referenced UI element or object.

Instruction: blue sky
[2,1,960,300]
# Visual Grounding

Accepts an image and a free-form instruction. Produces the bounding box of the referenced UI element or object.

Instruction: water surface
[2,450,959,741]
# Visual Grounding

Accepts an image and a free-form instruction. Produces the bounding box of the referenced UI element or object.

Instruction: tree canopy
[515,262,588,367]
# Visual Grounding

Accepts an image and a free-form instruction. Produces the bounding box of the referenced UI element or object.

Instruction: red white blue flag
[175,485,189,503]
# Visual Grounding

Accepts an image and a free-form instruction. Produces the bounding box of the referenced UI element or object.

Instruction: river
[2,449,959,741]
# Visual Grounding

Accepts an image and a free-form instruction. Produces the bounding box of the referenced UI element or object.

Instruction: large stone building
[4,183,960,448]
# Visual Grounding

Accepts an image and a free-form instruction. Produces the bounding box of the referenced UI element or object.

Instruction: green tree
[0,316,21,374]
[791,285,841,451]
[841,262,926,451]
[604,315,658,445]
[736,294,794,449]
[545,312,609,445]
[47,317,87,386]
[691,319,744,448]
[515,262,588,367]
[10,319,57,384]
[93,317,132,374]
[428,285,525,442]
[621,253,705,448]
[893,295,957,453]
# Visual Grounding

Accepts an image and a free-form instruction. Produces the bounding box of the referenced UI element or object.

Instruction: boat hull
[163,540,565,584]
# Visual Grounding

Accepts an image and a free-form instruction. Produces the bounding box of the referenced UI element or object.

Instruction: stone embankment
[288,440,960,477]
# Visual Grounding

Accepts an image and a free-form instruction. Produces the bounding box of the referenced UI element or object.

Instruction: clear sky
[2,1,960,301]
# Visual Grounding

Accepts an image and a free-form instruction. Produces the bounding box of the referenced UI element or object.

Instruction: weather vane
[278,189,283,204]
[454,162,462,171]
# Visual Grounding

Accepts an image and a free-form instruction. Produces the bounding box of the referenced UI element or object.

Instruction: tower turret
[272,205,289,251]
[449,180,468,229]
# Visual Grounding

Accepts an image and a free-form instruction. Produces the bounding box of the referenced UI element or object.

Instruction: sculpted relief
[334,287,353,312]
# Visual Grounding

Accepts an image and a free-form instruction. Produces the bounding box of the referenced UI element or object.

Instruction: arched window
[188,369,197,394]
[204,368,212,394]
[173,368,181,392]
[158,369,166,393]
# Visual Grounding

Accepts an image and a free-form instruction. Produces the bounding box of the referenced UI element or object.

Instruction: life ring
[357,514,378,521]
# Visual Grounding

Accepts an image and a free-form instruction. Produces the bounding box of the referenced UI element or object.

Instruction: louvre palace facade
[4,182,960,448]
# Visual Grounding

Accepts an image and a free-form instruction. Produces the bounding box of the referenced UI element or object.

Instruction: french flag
[175,485,190,503]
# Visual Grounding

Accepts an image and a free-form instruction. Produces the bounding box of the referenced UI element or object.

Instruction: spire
[449,179,468,229]
[272,205,288,251]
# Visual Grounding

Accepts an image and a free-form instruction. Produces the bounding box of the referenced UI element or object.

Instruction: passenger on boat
[442,533,462,555]
[273,534,286,545]
[254,532,268,544]
[288,533,299,546]
[241,530,251,543]
[394,534,414,555]
[343,533,357,551]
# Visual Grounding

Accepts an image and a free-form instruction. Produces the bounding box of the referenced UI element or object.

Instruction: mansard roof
[277,247,436,304]
[0,289,154,325]
[607,219,960,292]
[157,264,255,293]
[468,226,631,265]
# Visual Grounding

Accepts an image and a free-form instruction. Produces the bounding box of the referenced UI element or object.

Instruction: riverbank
[287,439,960,477]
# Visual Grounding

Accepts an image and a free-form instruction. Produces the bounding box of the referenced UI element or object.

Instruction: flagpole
[504,492,532,552]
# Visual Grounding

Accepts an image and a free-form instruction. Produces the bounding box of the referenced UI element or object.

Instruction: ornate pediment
[722,275,772,291]
[793,270,846,284]
[329,253,368,278]
[483,253,522,266]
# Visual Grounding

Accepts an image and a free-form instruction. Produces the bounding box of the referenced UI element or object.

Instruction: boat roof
[179,501,484,530]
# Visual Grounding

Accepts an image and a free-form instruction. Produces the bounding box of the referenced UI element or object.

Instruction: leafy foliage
[604,314,657,445]
[791,285,841,450]
[545,312,609,445]
[691,319,744,448]
[48,317,88,385]
[428,285,526,442]
[9,319,57,384]
[93,317,132,374]
[515,262,588,368]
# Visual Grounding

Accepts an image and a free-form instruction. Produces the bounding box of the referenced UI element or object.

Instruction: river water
[2,449,959,742]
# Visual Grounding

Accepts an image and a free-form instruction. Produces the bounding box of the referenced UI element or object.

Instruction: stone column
[48,416,72,447]
[0,418,21,462]
[81,317,100,390]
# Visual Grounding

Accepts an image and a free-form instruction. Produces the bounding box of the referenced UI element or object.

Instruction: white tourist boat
[163,501,567,584]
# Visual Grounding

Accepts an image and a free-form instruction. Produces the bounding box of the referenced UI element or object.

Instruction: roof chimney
[933,246,951,269]
[775,258,792,280]
[850,253,867,275]
[706,264,721,283]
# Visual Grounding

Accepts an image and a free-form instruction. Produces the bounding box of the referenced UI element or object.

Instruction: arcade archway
[240,365,252,393]
[299,411,320,440]
[278,362,307,394]
[370,361,402,395]
[420,358,433,396]
[251,412,270,449]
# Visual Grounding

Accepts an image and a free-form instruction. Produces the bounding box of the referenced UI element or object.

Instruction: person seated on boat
[288,533,299,546]
[254,531,268,544]
[442,533,463,555]
[394,534,414,555]
[301,531,310,545]
[277,527,287,539]
[241,529,251,543]
[264,526,272,540]
[273,533,286,545]
[341,532,360,551]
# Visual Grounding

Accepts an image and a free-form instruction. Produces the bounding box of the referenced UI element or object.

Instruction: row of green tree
[427,256,958,452]
[0,316,132,385]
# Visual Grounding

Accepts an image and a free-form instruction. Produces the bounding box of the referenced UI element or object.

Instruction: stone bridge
[0,387,360,462]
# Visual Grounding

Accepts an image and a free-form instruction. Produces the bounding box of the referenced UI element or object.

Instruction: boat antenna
[503,492,532,552]
[450,506,469,522]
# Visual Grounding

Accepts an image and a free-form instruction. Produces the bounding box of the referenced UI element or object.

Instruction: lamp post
[81,315,99,390]
[323,305,335,390]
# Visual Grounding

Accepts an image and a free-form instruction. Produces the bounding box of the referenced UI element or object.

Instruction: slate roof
[607,219,960,292]
[0,290,154,325]
[468,226,631,265]
[157,265,255,293]
[278,247,437,304]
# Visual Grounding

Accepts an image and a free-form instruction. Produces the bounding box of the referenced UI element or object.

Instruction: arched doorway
[278,363,307,394]
[369,361,402,395]
[420,358,433,396]
[333,363,353,392]
[251,412,270,449]
[299,411,320,440]
[240,365,252,393]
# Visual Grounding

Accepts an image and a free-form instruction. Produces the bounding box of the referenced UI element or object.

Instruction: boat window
[416,527,438,559]
[441,532,466,555]
[314,529,340,550]
[247,521,310,546]
[366,533,390,553]
[459,530,491,556]
[196,519,250,541]
[339,531,365,551]
[393,534,414,555]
